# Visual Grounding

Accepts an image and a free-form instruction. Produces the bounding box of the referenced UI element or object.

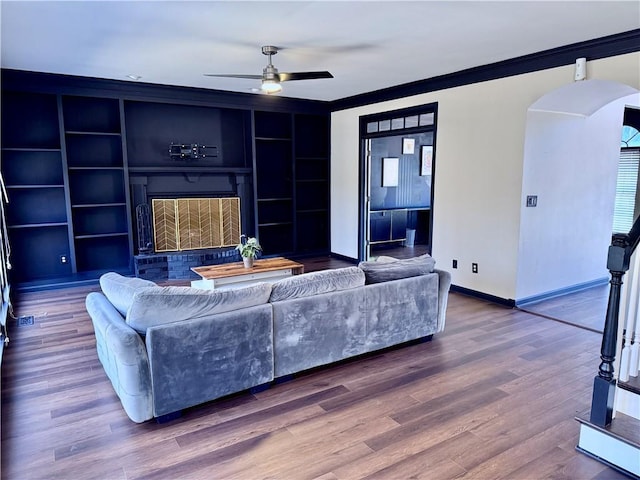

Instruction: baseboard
[576,416,640,477]
[516,277,609,307]
[615,385,640,420]
[15,277,101,292]
[575,445,640,479]
[449,285,515,308]
[329,252,359,264]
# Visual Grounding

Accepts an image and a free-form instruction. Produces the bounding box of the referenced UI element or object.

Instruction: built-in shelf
[74,234,130,272]
[1,147,61,152]
[255,137,292,142]
[298,209,328,214]
[72,203,127,208]
[294,112,329,257]
[68,166,124,171]
[0,91,72,283]
[65,131,121,136]
[6,184,64,189]
[258,222,293,227]
[128,167,252,174]
[62,95,131,276]
[1,81,330,287]
[8,222,68,229]
[75,232,129,240]
[253,110,329,256]
[5,186,67,227]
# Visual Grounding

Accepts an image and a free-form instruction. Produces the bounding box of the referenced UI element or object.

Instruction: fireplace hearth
[134,247,241,281]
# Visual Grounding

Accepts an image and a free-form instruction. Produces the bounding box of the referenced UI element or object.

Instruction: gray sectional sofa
[85,255,451,422]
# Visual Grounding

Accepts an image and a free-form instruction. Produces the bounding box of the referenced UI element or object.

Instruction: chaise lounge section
[86,255,451,422]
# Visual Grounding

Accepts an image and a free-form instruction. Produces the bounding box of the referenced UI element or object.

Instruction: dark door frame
[358,103,438,261]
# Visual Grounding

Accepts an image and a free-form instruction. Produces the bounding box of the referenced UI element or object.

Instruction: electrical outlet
[60,255,68,264]
[452,259,458,269]
[472,263,478,273]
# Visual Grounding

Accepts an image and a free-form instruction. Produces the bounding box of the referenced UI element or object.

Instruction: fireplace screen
[151,197,241,252]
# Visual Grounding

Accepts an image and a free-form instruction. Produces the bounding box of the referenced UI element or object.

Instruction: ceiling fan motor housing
[263,64,279,81]
[262,45,279,56]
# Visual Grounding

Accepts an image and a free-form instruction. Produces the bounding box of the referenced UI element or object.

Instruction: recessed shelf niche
[62,95,132,275]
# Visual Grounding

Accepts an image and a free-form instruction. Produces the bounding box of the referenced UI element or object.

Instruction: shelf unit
[62,95,132,274]
[294,114,330,254]
[0,92,72,282]
[1,71,331,288]
[253,111,330,256]
[254,111,294,255]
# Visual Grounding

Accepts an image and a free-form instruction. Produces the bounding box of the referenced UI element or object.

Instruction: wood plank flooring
[1,256,627,479]
[518,284,609,333]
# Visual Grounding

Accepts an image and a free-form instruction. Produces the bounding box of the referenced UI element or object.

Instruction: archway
[515,79,639,307]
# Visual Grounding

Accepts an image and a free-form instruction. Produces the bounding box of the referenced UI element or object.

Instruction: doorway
[359,104,437,261]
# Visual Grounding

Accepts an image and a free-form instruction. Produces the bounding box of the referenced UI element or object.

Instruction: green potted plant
[236,235,262,268]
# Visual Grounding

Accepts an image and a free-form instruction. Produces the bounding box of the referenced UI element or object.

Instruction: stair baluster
[590,233,631,427]
[619,247,639,382]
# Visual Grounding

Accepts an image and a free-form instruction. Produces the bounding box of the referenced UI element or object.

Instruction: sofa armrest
[434,269,452,332]
[86,292,153,422]
[145,303,274,417]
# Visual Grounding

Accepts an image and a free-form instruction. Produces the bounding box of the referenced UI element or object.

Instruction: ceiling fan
[204,45,333,94]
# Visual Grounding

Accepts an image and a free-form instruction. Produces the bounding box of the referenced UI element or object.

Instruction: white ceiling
[1,1,639,102]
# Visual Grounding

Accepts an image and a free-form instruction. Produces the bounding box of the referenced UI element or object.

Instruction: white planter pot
[243,257,254,268]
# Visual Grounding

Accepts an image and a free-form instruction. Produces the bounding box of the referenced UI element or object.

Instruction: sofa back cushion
[126,283,272,333]
[99,272,157,317]
[358,254,436,284]
[269,266,365,302]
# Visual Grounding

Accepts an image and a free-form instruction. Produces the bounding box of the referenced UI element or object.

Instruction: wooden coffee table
[190,257,304,290]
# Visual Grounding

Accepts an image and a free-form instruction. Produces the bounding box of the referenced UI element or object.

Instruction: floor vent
[17,315,34,327]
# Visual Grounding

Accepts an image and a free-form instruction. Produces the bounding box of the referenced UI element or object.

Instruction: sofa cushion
[99,272,157,317]
[373,255,399,263]
[126,283,272,333]
[358,254,436,284]
[269,266,365,302]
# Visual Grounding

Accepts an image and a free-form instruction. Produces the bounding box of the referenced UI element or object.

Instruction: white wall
[516,95,637,302]
[331,52,640,300]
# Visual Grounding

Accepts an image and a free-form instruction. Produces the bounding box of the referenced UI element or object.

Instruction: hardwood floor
[518,284,609,333]
[1,257,626,479]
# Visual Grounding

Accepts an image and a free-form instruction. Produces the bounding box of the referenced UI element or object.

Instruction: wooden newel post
[590,233,631,427]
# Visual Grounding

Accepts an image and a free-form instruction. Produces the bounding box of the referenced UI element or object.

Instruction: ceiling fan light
[261,79,282,94]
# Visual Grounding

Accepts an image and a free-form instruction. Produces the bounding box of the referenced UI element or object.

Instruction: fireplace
[129,166,254,280]
[133,197,244,281]
[151,197,241,252]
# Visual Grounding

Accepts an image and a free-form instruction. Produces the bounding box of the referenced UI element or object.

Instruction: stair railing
[619,247,640,383]
[590,218,640,427]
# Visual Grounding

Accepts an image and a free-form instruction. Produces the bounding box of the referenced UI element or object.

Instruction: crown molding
[330,29,640,112]
[0,69,331,114]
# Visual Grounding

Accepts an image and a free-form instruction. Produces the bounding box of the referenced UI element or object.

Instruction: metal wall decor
[168,143,218,161]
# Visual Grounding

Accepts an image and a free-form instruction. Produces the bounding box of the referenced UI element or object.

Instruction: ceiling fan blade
[278,71,333,82]
[203,74,263,80]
